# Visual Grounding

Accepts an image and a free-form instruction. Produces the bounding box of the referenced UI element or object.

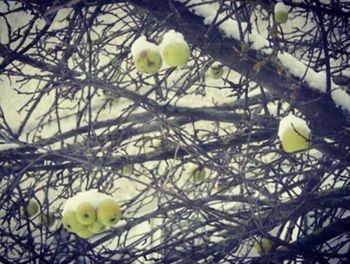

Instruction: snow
[175,0,350,112]
[274,2,289,13]
[62,189,117,214]
[279,53,350,110]
[309,148,323,160]
[331,88,350,112]
[0,143,20,151]
[277,113,310,140]
[131,36,160,58]
[178,1,269,50]
[160,30,187,48]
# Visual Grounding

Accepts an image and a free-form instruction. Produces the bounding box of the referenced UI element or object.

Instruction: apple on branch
[160,30,190,67]
[254,238,273,255]
[278,114,311,153]
[122,164,133,176]
[131,36,162,74]
[76,202,96,225]
[25,200,39,217]
[97,199,122,227]
[274,2,289,24]
[62,190,122,238]
[190,165,207,183]
[62,210,86,233]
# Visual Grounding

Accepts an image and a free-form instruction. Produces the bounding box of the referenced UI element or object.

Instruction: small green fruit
[151,138,162,149]
[26,200,39,217]
[76,227,94,239]
[208,64,224,79]
[254,238,273,254]
[97,199,122,227]
[62,211,86,233]
[281,127,310,153]
[275,11,288,24]
[122,164,133,176]
[134,50,162,74]
[191,167,207,183]
[162,43,190,67]
[76,202,96,225]
[88,220,106,234]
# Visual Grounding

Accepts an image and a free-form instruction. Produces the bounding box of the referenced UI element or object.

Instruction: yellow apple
[76,227,94,239]
[97,199,122,227]
[162,42,190,67]
[254,238,272,254]
[76,202,96,225]
[208,64,224,79]
[134,50,162,74]
[62,210,86,233]
[275,11,288,24]
[280,126,310,153]
[88,220,106,234]
[26,200,39,217]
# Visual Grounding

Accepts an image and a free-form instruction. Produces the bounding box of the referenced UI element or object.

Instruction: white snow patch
[180,0,269,51]
[62,189,117,214]
[342,69,350,77]
[160,30,187,48]
[0,143,20,151]
[309,149,323,160]
[131,36,159,58]
[275,2,289,13]
[331,88,350,112]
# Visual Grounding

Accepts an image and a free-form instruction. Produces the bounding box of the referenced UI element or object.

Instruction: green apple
[122,164,133,176]
[280,127,310,153]
[76,227,94,239]
[97,199,122,227]
[88,220,106,234]
[191,167,207,183]
[162,42,190,67]
[134,50,162,74]
[151,138,162,149]
[62,210,86,233]
[26,200,39,217]
[254,238,272,254]
[76,202,96,225]
[275,10,288,24]
[208,64,224,79]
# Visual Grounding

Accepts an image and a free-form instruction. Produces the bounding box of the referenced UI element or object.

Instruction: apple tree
[0,0,349,263]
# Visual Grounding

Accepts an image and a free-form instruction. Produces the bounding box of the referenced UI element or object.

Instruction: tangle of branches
[0,0,350,263]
